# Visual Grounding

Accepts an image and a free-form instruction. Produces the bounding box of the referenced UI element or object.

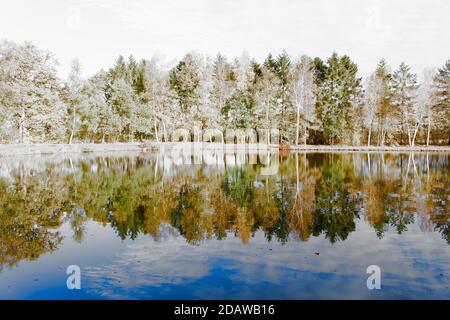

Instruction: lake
[0,148,448,299]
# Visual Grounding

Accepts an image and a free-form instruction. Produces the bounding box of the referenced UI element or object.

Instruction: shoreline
[0,142,450,156]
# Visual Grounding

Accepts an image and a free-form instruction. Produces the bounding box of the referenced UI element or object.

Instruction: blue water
[0,151,448,299]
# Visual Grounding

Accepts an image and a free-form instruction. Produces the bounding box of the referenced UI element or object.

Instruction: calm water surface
[0,149,449,299]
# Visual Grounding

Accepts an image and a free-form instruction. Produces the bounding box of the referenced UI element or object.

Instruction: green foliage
[169,54,200,113]
[0,40,448,145]
[432,60,450,136]
[221,90,255,130]
[313,53,362,144]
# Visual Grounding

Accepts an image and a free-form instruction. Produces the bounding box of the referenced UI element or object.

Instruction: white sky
[0,0,448,79]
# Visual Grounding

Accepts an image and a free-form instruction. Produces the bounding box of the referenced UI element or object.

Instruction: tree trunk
[295,105,300,145]
[367,125,372,147]
[154,121,159,142]
[19,108,25,143]
[406,124,412,146]
[303,124,307,145]
[69,105,76,144]
[411,125,419,147]
[426,117,431,146]
[162,120,167,142]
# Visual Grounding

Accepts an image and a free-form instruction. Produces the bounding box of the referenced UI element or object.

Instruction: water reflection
[0,150,448,298]
[0,151,448,266]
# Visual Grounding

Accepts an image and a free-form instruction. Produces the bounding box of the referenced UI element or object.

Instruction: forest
[0,40,448,146]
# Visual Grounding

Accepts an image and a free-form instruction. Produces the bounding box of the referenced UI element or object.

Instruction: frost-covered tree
[108,78,135,141]
[290,55,316,145]
[0,41,66,143]
[81,71,113,142]
[431,60,450,145]
[391,63,419,146]
[169,53,200,114]
[373,59,394,146]
[64,58,84,144]
[221,90,255,132]
[139,57,172,141]
[210,54,236,118]
[264,52,293,141]
[363,73,380,146]
[251,60,280,144]
[313,53,362,145]
[415,68,435,146]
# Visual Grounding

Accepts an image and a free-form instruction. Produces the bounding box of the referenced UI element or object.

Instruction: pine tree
[431,60,450,144]
[374,59,393,146]
[210,54,236,117]
[169,54,200,114]
[313,53,362,145]
[108,78,135,141]
[81,71,113,142]
[391,62,419,146]
[264,51,293,141]
[221,90,255,133]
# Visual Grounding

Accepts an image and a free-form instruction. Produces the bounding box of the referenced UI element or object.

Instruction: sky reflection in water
[0,150,448,299]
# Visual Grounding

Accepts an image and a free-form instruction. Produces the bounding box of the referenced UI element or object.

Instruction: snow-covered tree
[363,73,380,146]
[0,40,66,143]
[169,53,200,114]
[290,55,316,145]
[251,60,280,144]
[416,68,435,146]
[81,70,113,142]
[373,59,394,146]
[64,58,84,144]
[210,54,236,122]
[392,63,419,146]
[431,60,450,145]
[313,53,362,145]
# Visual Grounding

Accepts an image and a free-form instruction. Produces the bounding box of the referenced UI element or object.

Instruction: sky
[0,0,448,79]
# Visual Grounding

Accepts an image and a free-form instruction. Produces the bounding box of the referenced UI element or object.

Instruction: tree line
[0,40,448,145]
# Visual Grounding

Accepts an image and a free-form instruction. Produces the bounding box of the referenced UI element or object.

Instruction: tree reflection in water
[0,151,448,270]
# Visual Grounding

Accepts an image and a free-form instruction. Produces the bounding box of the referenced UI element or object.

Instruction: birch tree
[252,60,280,144]
[363,73,379,146]
[416,68,435,146]
[65,58,84,144]
[290,55,316,145]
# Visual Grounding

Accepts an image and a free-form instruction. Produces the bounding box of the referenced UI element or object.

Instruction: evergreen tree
[221,90,255,132]
[81,71,113,142]
[431,60,450,144]
[169,53,200,114]
[391,62,419,145]
[374,59,394,146]
[313,53,362,144]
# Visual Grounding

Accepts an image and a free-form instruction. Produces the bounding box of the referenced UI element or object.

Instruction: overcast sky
[0,0,448,79]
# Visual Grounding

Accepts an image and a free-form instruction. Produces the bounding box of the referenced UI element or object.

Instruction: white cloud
[0,0,448,78]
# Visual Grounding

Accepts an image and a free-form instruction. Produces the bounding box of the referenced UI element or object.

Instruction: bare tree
[290,55,316,145]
